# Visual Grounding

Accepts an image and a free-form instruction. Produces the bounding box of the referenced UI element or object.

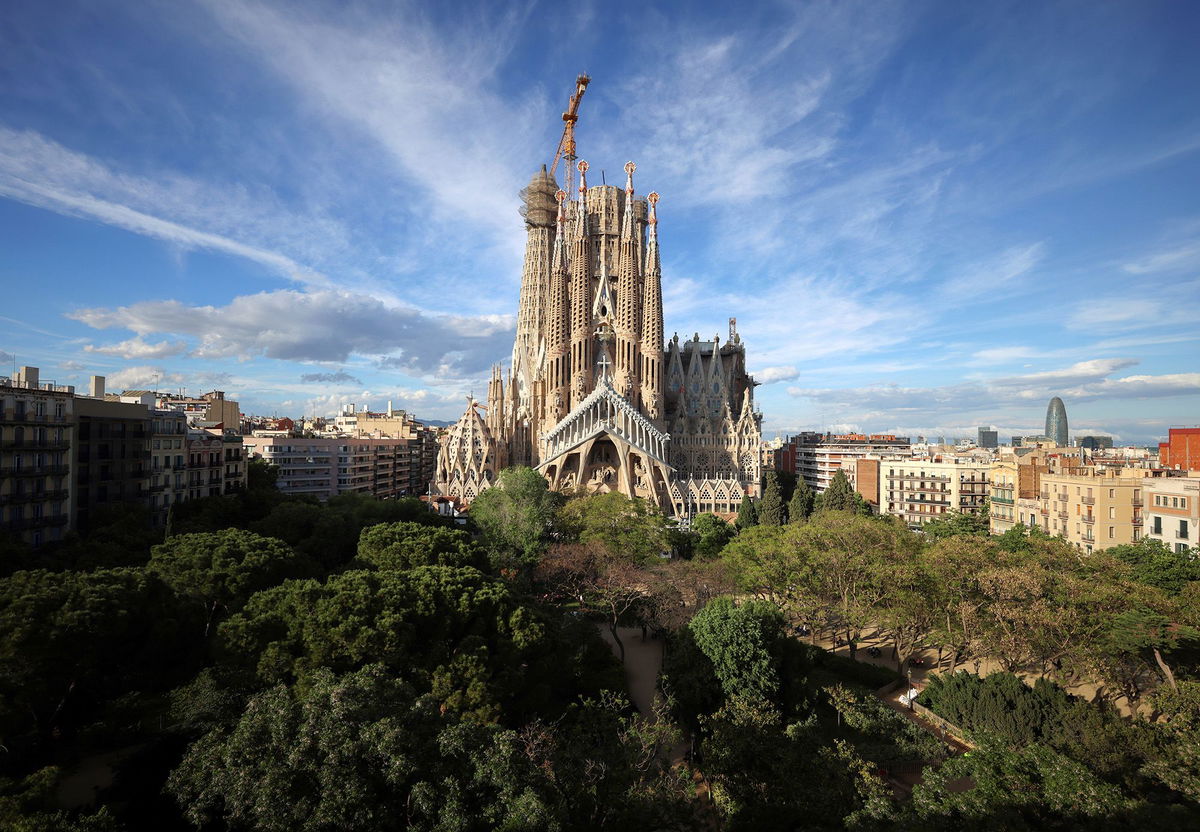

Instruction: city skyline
[2,1,1198,445]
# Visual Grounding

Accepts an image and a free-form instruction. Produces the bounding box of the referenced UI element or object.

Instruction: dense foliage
[1,463,1197,829]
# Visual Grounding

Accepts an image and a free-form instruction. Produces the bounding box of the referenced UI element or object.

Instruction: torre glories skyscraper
[1045,396,1069,447]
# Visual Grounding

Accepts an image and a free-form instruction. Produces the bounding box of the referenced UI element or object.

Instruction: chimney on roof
[16,366,39,388]
[90,375,105,398]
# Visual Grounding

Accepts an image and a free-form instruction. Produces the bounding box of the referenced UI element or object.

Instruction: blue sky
[1,0,1197,444]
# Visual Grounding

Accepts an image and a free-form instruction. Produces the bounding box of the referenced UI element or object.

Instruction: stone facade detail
[436,152,762,515]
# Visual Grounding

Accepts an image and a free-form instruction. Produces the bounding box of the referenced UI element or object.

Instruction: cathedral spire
[545,189,571,424]
[612,161,641,402]
[569,160,594,409]
[639,191,665,421]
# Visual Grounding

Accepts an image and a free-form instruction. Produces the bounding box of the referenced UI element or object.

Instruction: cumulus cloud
[58,359,87,371]
[754,366,799,384]
[84,336,189,359]
[103,365,186,391]
[69,289,515,377]
[299,370,362,386]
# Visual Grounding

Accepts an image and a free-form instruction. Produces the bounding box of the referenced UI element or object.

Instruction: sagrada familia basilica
[435,84,763,516]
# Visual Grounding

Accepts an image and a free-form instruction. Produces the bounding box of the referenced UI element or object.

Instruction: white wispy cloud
[84,336,188,359]
[0,127,333,284]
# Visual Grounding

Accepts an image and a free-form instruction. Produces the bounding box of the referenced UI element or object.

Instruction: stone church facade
[435,157,762,516]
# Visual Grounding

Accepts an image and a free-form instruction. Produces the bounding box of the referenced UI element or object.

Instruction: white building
[1144,476,1200,554]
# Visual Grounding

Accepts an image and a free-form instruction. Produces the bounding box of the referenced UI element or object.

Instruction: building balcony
[1180,531,1191,540]
[0,489,68,505]
[1082,515,1094,524]
[0,411,68,424]
[1058,511,1068,520]
[1056,493,1068,502]
[1040,507,1049,515]
[1,465,69,477]
[1132,496,1143,507]
[3,514,69,530]
[1,439,71,451]
[991,496,1014,505]
[1132,516,1142,526]
[1081,496,1095,506]
[149,483,167,492]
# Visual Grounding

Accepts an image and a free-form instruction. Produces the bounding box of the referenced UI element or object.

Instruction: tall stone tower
[435,83,763,515]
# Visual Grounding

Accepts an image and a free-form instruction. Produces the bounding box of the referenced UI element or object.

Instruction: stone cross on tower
[595,323,614,382]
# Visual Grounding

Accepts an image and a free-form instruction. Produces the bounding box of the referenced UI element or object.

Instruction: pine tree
[822,469,856,512]
[735,495,758,530]
[788,478,814,523]
[758,471,785,527]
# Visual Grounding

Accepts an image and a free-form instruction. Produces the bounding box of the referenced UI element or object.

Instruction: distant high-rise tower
[1045,397,1069,447]
[977,426,998,449]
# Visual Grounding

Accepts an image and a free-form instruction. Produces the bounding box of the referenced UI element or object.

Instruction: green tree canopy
[1102,538,1200,595]
[819,469,856,512]
[217,566,546,720]
[787,477,815,524]
[690,512,737,559]
[148,529,314,634]
[557,492,669,562]
[905,743,1134,830]
[758,471,786,527]
[0,568,190,741]
[469,466,563,572]
[689,597,785,704]
[355,521,486,572]
[735,494,758,530]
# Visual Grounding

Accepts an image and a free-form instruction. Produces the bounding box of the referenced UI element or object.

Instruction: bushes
[919,671,1073,746]
[794,641,903,689]
[918,670,1189,800]
[823,683,945,765]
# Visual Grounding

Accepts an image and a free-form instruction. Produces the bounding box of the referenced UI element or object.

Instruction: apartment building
[242,436,419,501]
[155,390,241,430]
[989,456,1047,534]
[147,407,188,526]
[775,432,912,493]
[1037,467,1148,554]
[1159,428,1200,471]
[880,458,990,530]
[1144,476,1199,553]
[0,367,74,546]
[223,435,246,494]
[74,389,152,533]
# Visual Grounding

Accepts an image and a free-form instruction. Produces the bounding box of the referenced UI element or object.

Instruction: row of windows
[1153,494,1190,509]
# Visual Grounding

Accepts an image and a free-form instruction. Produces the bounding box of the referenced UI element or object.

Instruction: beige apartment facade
[881,458,990,530]
[1038,468,1147,553]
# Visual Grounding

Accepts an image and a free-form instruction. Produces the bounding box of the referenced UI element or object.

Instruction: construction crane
[550,74,590,200]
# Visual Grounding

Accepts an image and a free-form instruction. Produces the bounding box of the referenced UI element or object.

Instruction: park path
[596,625,663,717]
